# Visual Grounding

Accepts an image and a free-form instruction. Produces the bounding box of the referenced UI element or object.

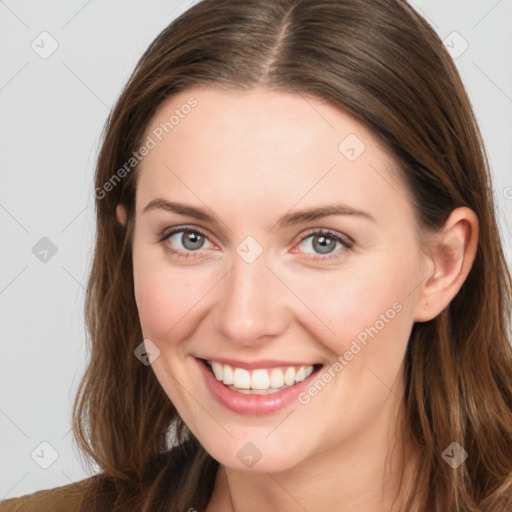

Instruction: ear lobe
[116,204,127,227]
[413,207,479,323]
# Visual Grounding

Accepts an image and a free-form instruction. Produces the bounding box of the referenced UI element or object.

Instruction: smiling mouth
[203,359,322,395]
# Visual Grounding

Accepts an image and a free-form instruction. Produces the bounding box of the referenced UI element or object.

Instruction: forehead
[135,86,414,226]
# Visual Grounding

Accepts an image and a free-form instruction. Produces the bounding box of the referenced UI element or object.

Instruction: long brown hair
[73,1,512,510]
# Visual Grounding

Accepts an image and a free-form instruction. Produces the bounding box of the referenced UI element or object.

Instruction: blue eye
[296,230,352,261]
[159,227,214,259]
[158,226,352,261]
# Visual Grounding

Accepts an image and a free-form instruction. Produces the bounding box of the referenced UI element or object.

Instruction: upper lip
[199,356,320,370]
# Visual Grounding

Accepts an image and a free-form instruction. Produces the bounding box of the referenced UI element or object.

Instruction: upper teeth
[207,361,314,390]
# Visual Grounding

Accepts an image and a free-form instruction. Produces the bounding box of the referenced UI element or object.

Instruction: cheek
[132,243,219,344]
[134,266,194,340]
[287,257,415,360]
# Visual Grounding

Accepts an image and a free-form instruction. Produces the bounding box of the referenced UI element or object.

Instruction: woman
[2,0,511,510]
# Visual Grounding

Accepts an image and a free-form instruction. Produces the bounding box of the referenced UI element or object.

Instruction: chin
[198,434,311,474]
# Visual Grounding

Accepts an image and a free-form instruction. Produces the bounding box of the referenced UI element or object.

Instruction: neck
[206,397,419,512]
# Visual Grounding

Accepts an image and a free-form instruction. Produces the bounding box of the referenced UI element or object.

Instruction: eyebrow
[142,199,376,226]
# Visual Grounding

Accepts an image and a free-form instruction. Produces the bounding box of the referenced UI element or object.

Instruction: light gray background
[1,0,511,500]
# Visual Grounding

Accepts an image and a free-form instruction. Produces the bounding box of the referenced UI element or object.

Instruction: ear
[116,204,127,227]
[413,207,479,322]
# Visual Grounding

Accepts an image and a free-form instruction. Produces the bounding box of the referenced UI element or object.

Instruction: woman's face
[127,86,430,472]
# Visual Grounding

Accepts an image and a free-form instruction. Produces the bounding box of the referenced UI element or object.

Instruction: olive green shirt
[0,476,96,512]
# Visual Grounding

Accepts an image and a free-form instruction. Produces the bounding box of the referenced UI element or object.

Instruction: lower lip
[196,358,320,416]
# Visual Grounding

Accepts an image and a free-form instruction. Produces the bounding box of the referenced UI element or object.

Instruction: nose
[213,251,292,347]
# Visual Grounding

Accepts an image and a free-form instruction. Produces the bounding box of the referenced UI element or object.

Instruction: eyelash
[157,225,354,262]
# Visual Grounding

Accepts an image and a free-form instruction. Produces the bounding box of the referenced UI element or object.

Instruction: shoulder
[0,442,215,512]
[0,475,98,512]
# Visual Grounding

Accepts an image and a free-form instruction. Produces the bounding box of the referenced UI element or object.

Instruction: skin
[116,86,478,511]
